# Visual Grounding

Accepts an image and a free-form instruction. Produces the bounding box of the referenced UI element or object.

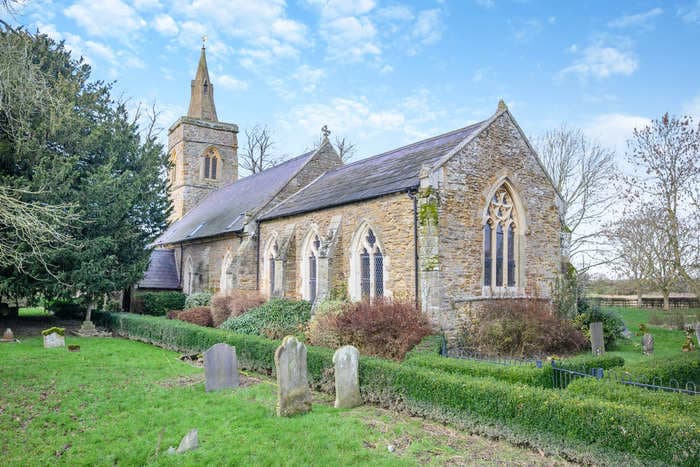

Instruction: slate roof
[260,120,487,220]
[138,249,180,290]
[155,150,316,245]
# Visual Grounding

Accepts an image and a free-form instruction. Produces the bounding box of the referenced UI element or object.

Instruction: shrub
[185,292,212,309]
[175,306,213,327]
[220,299,311,339]
[306,299,348,350]
[135,291,186,316]
[573,307,625,349]
[566,378,700,418]
[210,290,265,327]
[166,310,180,320]
[458,299,586,357]
[46,299,86,320]
[309,299,431,360]
[613,354,700,386]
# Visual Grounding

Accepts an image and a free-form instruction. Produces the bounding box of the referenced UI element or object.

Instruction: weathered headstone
[274,335,312,416]
[333,345,361,409]
[176,429,198,453]
[1,328,14,342]
[204,343,239,392]
[590,322,605,355]
[43,332,65,348]
[642,333,654,355]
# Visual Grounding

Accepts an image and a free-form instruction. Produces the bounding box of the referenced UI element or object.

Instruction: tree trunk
[662,291,670,312]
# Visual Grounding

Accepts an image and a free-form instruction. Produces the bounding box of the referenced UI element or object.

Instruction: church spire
[187,41,218,122]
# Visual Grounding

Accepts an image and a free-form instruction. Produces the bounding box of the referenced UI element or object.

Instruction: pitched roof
[155,150,316,245]
[260,120,487,220]
[138,249,180,290]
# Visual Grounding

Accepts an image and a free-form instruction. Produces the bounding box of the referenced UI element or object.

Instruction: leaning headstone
[176,429,198,453]
[642,333,654,355]
[333,345,361,409]
[590,322,605,355]
[204,343,239,392]
[1,328,14,342]
[274,335,312,417]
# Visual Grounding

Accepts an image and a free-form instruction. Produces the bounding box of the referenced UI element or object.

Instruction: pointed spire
[188,43,218,122]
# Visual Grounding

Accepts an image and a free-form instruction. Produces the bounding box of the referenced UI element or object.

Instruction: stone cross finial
[321,125,331,139]
[497,99,508,111]
[202,35,207,48]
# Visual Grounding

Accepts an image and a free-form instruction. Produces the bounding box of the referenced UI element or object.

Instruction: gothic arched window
[484,186,518,289]
[351,226,385,301]
[202,148,220,179]
[301,233,321,302]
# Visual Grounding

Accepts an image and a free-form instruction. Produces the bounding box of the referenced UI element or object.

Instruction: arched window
[220,250,233,292]
[483,185,519,289]
[183,255,194,294]
[264,238,278,297]
[301,232,321,302]
[350,225,385,301]
[202,147,220,180]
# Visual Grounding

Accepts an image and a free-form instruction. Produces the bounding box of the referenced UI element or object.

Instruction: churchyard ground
[0,335,572,466]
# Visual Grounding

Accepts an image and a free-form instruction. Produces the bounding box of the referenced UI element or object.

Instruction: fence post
[595,368,604,380]
[536,359,542,369]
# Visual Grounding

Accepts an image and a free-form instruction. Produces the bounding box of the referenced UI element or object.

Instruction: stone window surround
[200,146,222,180]
[262,233,279,299]
[220,249,233,292]
[481,178,527,299]
[299,226,321,302]
[348,221,390,301]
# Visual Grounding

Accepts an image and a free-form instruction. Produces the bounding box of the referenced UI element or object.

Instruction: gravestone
[333,345,361,409]
[589,322,605,355]
[204,343,239,392]
[642,333,654,355]
[274,335,312,417]
[43,332,65,348]
[176,429,199,453]
[1,328,14,342]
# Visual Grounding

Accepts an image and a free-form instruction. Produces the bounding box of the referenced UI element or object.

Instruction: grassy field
[0,336,571,466]
[602,307,696,365]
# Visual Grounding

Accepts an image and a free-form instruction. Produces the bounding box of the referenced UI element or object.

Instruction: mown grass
[0,336,569,466]
[18,307,51,317]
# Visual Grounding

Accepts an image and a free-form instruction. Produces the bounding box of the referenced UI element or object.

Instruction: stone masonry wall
[435,110,562,332]
[259,193,416,302]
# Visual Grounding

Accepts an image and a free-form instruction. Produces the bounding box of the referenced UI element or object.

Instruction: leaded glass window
[303,234,321,302]
[355,227,385,300]
[203,148,219,179]
[483,186,518,289]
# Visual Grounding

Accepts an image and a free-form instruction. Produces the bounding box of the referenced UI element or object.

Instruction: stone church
[139,46,567,332]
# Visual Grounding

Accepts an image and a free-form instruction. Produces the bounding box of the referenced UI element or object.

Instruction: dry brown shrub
[210,290,265,327]
[175,306,213,327]
[458,299,586,357]
[308,299,431,360]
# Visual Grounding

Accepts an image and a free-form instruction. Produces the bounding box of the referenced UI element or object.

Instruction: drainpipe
[178,241,184,290]
[256,223,261,290]
[407,190,419,308]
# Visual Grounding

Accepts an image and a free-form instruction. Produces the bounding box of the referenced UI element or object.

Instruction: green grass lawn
[0,337,569,466]
[18,306,51,317]
[602,306,697,365]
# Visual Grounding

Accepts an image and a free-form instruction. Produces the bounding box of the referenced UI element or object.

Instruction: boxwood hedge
[92,311,699,465]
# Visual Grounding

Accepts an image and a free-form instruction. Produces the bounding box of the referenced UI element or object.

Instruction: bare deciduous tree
[333,136,356,161]
[240,125,276,175]
[625,113,700,296]
[535,125,616,267]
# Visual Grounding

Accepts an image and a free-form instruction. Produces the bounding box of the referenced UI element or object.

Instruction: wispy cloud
[64,0,146,39]
[560,41,638,80]
[678,1,700,24]
[608,8,663,29]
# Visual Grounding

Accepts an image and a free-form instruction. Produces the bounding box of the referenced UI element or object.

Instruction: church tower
[167,45,238,223]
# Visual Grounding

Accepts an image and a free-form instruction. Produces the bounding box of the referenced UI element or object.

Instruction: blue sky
[4,0,700,166]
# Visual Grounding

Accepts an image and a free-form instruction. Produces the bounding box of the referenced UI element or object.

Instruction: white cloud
[380,64,393,74]
[305,0,376,19]
[377,5,414,21]
[678,1,700,24]
[682,93,700,118]
[64,0,146,38]
[293,65,325,93]
[153,14,178,36]
[560,43,638,80]
[608,8,663,29]
[132,0,162,11]
[216,74,249,92]
[583,113,651,156]
[322,16,380,61]
[475,0,495,8]
[412,9,443,45]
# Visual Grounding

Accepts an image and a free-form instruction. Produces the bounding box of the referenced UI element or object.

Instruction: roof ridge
[319,120,487,174]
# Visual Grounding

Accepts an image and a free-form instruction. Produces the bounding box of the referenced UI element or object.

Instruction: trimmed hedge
[136,292,186,316]
[558,354,626,371]
[613,354,700,386]
[567,377,700,418]
[92,311,700,465]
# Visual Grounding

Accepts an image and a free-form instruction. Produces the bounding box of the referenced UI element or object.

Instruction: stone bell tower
[167,44,239,223]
